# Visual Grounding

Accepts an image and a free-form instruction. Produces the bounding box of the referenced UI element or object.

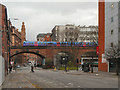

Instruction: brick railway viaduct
[10,46,97,64]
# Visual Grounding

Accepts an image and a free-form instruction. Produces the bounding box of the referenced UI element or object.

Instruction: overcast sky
[1,1,98,41]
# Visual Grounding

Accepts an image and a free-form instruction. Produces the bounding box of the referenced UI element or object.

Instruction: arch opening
[54,51,74,69]
[10,51,45,67]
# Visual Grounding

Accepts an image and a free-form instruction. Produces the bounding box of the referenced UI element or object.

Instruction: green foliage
[67,61,75,67]
[59,67,77,70]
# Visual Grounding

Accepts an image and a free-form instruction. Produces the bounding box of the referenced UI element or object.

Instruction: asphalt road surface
[2,66,118,88]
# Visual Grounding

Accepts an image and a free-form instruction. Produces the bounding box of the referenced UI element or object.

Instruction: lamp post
[91,56,93,73]
[76,58,79,71]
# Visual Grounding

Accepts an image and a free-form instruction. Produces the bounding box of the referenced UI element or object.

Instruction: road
[2,66,118,88]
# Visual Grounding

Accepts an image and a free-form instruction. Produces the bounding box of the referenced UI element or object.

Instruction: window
[111,42,113,47]
[111,4,114,8]
[65,38,67,42]
[69,27,73,30]
[75,38,77,41]
[56,27,58,30]
[56,33,57,36]
[111,17,113,22]
[65,32,68,36]
[111,30,113,35]
[118,41,120,48]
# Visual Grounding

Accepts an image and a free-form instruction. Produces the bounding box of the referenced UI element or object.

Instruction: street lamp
[91,56,93,73]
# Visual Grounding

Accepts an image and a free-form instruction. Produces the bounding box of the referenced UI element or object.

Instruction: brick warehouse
[8,21,27,64]
[0,4,9,75]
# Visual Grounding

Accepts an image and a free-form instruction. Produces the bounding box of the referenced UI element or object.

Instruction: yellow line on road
[21,73,41,89]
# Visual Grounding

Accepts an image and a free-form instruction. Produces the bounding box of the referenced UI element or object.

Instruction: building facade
[0,4,9,76]
[36,33,52,41]
[51,24,98,43]
[9,21,26,65]
[105,2,120,49]
[98,1,120,72]
[8,21,26,47]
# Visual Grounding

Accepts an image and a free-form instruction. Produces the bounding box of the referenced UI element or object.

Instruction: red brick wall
[1,4,9,75]
[10,47,96,65]
[98,1,108,72]
[44,35,52,41]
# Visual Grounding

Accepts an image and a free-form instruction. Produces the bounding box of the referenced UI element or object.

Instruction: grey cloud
[2,2,98,41]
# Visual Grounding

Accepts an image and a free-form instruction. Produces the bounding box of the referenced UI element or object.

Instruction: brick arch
[10,51,45,59]
[10,46,97,64]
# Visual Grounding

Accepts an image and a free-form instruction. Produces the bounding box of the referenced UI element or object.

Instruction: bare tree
[105,45,120,75]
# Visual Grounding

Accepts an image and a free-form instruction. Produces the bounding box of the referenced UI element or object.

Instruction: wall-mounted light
[111,4,114,8]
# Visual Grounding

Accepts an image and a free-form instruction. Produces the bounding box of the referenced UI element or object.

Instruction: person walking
[9,65,12,73]
[31,66,34,72]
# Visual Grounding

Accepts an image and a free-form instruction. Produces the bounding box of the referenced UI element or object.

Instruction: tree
[105,45,120,75]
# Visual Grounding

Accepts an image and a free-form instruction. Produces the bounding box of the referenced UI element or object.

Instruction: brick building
[98,1,120,72]
[0,4,9,75]
[8,21,26,65]
[35,33,52,65]
[8,21,26,47]
[36,33,52,41]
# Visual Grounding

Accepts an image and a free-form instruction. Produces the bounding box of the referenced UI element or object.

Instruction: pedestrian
[9,65,12,73]
[31,66,34,72]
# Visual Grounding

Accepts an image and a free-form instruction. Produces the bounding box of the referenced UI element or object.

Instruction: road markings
[68,83,72,85]
[49,82,53,83]
[22,73,41,88]
[64,86,69,87]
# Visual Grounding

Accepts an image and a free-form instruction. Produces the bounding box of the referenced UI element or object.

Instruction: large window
[111,30,113,35]
[111,42,113,47]
[111,17,113,22]
[111,4,114,8]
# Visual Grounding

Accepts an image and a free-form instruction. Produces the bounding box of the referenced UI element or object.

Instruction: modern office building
[51,24,98,43]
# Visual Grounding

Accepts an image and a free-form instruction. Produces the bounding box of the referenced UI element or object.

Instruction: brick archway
[10,51,45,59]
[10,46,97,65]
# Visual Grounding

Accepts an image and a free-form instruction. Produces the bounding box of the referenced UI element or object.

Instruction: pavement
[1,66,119,89]
[57,70,118,77]
[2,69,35,88]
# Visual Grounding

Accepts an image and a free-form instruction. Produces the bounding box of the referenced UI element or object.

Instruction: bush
[59,67,77,70]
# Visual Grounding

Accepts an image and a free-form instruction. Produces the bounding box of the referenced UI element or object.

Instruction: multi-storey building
[51,24,79,42]
[8,21,26,65]
[99,1,120,72]
[51,24,98,43]
[8,21,26,47]
[36,33,52,41]
[78,26,98,42]
[0,4,9,85]
[105,2,120,49]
